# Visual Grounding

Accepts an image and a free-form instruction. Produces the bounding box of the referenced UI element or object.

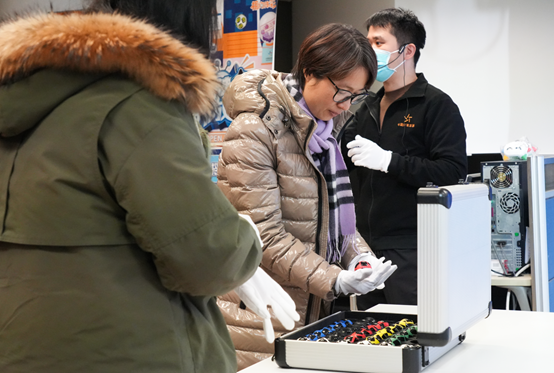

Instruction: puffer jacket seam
[304,260,327,294]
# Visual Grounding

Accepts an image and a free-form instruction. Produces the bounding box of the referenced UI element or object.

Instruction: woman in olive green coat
[0,1,263,372]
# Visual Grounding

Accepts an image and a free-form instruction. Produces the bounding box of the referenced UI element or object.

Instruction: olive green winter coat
[0,12,261,373]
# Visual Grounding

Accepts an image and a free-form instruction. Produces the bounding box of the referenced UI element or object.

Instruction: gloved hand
[334,269,377,295]
[234,267,300,343]
[347,253,398,290]
[346,135,392,173]
[238,213,263,248]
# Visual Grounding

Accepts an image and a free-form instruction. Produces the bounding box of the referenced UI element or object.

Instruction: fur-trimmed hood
[0,11,219,117]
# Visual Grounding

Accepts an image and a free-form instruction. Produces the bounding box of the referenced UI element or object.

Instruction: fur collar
[0,12,219,116]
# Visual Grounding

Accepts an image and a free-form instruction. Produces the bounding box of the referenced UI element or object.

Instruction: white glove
[334,269,376,295]
[346,135,392,173]
[238,213,263,248]
[347,253,398,290]
[234,267,300,343]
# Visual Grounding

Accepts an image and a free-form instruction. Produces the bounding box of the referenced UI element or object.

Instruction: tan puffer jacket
[217,70,371,370]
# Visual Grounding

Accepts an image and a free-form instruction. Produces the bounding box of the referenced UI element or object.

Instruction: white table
[491,273,532,311]
[242,305,554,373]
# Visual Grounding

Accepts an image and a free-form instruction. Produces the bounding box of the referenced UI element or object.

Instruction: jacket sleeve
[99,94,262,297]
[217,112,342,301]
[387,95,468,187]
[340,231,372,269]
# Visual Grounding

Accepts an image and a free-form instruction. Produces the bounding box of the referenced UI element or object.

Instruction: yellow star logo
[404,114,412,123]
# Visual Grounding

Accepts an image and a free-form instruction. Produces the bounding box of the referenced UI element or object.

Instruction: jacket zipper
[304,120,324,326]
[365,100,380,244]
[364,91,412,247]
[334,115,353,145]
[368,100,381,135]
[304,174,324,326]
[303,121,323,257]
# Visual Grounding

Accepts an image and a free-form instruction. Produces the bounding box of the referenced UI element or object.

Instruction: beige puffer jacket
[217,70,371,370]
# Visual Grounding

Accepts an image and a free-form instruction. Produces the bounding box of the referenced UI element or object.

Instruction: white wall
[291,0,392,58]
[396,0,554,155]
[292,0,554,155]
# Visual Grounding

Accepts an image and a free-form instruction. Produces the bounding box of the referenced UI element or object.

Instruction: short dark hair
[87,0,217,57]
[292,23,377,91]
[365,8,426,65]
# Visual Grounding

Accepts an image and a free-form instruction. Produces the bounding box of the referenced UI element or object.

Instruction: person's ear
[402,43,417,61]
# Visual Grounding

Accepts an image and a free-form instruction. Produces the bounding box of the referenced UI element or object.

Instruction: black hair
[365,8,426,66]
[87,0,217,57]
[291,23,377,91]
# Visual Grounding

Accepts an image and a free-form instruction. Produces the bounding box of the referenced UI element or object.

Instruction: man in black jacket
[341,8,467,309]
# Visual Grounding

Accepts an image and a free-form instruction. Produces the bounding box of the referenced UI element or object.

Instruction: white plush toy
[502,137,537,161]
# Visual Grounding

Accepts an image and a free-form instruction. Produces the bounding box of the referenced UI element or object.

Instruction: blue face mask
[374,47,405,82]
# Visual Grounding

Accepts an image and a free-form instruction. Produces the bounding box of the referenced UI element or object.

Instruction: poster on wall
[204,0,278,182]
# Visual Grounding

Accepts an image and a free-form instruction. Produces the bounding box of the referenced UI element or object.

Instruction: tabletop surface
[491,273,532,287]
[241,304,554,373]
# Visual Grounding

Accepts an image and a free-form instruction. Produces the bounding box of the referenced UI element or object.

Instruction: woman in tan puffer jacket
[217,24,396,370]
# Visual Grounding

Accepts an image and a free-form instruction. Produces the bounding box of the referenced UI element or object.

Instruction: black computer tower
[481,161,528,274]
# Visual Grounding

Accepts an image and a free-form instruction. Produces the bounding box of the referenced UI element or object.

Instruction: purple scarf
[285,76,357,263]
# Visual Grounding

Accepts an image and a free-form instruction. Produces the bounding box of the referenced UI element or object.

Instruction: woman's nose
[337,100,351,111]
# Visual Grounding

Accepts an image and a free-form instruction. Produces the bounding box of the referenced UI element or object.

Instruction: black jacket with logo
[341,73,467,251]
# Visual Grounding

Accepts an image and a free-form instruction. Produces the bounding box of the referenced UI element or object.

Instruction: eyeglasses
[328,77,369,105]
